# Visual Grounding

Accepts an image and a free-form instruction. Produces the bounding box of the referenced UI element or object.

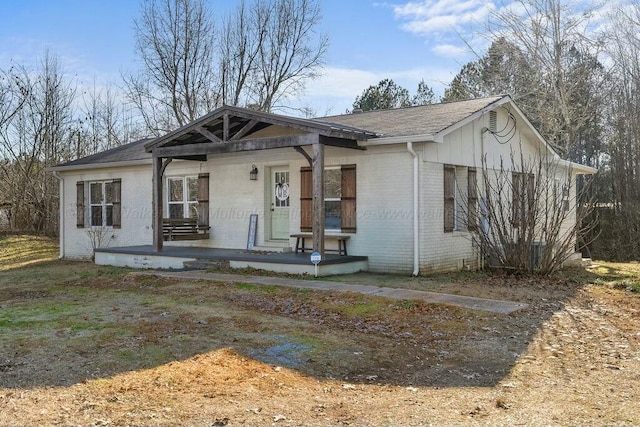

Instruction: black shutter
[467,168,477,231]
[341,164,356,233]
[197,173,210,227]
[300,167,312,232]
[444,166,455,232]
[112,179,121,229]
[76,181,85,228]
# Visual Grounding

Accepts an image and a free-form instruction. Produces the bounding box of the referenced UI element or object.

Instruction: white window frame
[88,181,114,228]
[166,176,199,219]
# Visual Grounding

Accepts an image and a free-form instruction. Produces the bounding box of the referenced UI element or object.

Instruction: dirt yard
[1,235,639,426]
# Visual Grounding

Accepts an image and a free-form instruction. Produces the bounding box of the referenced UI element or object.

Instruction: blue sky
[0,0,602,115]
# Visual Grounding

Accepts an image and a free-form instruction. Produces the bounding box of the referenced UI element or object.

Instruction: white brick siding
[58,107,582,274]
[60,165,154,259]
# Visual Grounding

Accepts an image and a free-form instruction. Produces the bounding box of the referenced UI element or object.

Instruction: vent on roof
[489,111,497,132]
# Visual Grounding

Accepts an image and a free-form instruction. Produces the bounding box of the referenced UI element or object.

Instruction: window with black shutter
[299,165,356,233]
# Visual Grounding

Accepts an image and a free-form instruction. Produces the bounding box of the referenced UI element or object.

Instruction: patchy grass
[610,278,640,293]
[0,236,639,426]
[234,281,279,293]
[0,234,58,270]
[334,301,382,317]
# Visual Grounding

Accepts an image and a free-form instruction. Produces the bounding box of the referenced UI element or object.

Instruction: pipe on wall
[407,142,420,276]
[52,170,64,259]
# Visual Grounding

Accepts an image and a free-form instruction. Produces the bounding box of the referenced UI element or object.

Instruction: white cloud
[394,0,495,35]
[431,43,469,57]
[306,65,452,99]
[287,65,454,116]
[305,67,382,98]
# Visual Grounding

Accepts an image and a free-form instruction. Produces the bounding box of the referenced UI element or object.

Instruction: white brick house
[52,95,596,275]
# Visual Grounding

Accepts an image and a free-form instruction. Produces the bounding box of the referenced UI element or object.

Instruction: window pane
[324,169,341,199]
[187,177,198,201]
[90,183,103,204]
[169,204,184,219]
[105,206,113,226]
[188,203,198,220]
[169,179,183,202]
[91,206,103,226]
[104,182,114,203]
[325,200,341,229]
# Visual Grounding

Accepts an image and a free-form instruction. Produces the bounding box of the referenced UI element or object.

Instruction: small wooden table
[290,233,351,256]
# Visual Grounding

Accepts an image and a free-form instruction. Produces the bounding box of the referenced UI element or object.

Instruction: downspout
[407,142,420,276]
[52,170,64,259]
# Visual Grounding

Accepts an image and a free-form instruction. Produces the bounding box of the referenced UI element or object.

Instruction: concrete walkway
[131,270,528,314]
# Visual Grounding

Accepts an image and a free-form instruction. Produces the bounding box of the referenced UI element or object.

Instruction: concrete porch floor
[94,245,368,276]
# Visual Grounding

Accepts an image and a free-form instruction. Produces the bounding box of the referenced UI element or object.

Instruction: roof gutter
[407,142,420,277]
[557,158,598,174]
[362,133,438,146]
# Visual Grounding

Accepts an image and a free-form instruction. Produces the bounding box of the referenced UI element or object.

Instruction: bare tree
[219,0,264,107]
[80,81,141,156]
[463,150,595,274]
[249,0,327,111]
[588,0,640,260]
[0,66,29,132]
[483,0,608,158]
[125,0,327,131]
[0,52,76,234]
[124,0,219,133]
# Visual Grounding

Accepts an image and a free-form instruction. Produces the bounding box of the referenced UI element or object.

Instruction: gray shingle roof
[315,95,505,137]
[54,96,506,169]
[54,138,153,168]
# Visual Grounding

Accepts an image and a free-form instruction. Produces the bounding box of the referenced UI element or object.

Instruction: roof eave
[557,159,598,174]
[361,133,438,146]
[49,158,152,172]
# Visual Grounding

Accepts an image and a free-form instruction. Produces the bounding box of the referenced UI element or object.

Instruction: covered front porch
[95,245,368,276]
[144,105,376,268]
[145,107,377,259]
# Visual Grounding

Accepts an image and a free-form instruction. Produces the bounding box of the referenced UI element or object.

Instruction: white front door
[271,168,290,240]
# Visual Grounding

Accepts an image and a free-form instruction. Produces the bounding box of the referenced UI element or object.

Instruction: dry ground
[1,235,639,426]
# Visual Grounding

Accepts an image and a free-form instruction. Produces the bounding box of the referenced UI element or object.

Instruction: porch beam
[229,119,258,141]
[294,146,312,167]
[196,126,223,143]
[152,156,164,252]
[160,157,172,175]
[320,135,366,151]
[312,142,325,256]
[154,133,320,157]
[172,155,207,161]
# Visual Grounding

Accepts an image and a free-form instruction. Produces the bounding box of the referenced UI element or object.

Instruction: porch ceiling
[145,105,377,158]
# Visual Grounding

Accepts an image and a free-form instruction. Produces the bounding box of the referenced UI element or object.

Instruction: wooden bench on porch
[162,218,210,241]
[290,233,351,256]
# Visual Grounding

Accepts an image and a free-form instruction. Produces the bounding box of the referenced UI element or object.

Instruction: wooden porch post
[152,155,163,252]
[312,141,325,256]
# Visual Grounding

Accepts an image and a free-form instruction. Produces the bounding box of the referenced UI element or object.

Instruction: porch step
[183,259,230,270]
